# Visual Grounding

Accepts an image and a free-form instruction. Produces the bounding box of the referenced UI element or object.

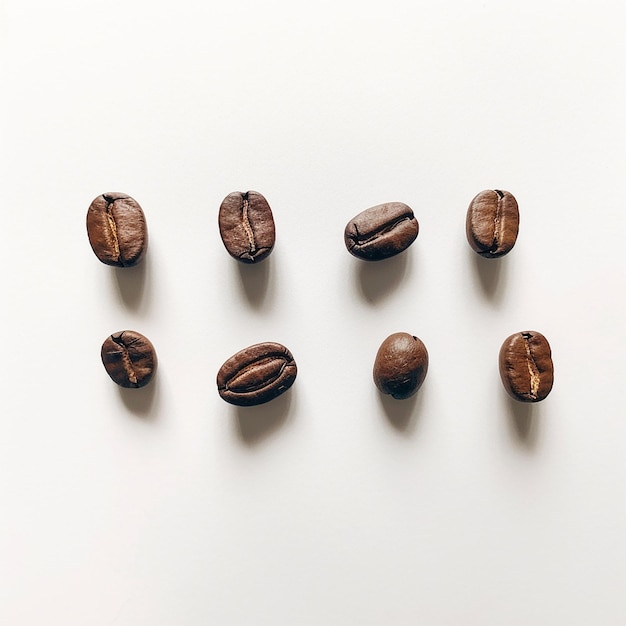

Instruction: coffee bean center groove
[112,332,138,385]
[102,197,121,262]
[522,334,540,399]
[351,215,411,245]
[241,192,257,256]
[225,358,288,393]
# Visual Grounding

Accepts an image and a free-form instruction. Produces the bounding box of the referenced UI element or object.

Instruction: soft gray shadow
[236,257,271,308]
[234,389,293,445]
[470,248,509,303]
[379,387,425,434]
[355,252,410,303]
[118,379,158,420]
[111,255,149,311]
[506,396,540,450]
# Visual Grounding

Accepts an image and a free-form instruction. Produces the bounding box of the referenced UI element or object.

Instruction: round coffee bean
[344,202,419,261]
[499,331,553,402]
[86,192,148,267]
[466,189,519,258]
[217,342,297,406]
[373,332,429,399]
[101,330,157,388]
[218,191,275,263]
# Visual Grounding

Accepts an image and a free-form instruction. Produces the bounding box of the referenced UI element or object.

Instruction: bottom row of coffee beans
[100,330,554,404]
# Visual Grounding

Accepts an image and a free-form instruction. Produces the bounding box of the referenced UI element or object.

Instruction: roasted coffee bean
[217,342,297,406]
[466,189,519,258]
[373,332,428,399]
[218,191,275,263]
[86,193,148,267]
[499,331,553,402]
[344,202,419,261]
[101,330,157,388]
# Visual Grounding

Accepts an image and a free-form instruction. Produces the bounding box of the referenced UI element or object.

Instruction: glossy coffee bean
[344,202,419,261]
[373,332,428,399]
[499,331,553,402]
[101,330,157,388]
[217,342,297,406]
[466,189,519,258]
[218,191,275,263]
[86,193,148,267]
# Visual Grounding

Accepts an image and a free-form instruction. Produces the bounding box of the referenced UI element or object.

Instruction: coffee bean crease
[111,332,138,386]
[350,215,412,247]
[241,192,257,257]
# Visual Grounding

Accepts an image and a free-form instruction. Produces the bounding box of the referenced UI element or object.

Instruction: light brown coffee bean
[373,332,428,399]
[101,330,157,388]
[86,193,148,267]
[344,202,419,261]
[218,191,275,263]
[466,189,519,258]
[499,331,553,402]
[217,342,297,406]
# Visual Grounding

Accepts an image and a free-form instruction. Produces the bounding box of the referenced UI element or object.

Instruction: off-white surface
[1,1,625,624]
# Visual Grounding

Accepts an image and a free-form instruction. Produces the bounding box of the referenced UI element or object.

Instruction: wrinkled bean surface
[87,192,148,267]
[218,191,275,263]
[345,202,419,261]
[499,331,553,402]
[217,342,297,406]
[101,330,157,388]
[466,189,519,258]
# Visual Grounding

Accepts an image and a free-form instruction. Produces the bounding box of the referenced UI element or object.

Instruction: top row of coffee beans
[86,189,519,267]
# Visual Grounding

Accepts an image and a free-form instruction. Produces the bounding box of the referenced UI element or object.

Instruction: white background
[1,1,625,624]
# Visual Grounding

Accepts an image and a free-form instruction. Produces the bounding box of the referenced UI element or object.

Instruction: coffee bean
[499,331,553,402]
[344,202,419,261]
[218,191,275,263]
[466,189,519,258]
[86,193,148,267]
[217,342,297,406]
[101,330,157,388]
[373,332,428,399]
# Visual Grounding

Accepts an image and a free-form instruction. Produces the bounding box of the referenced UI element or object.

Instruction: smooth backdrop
[1,1,625,624]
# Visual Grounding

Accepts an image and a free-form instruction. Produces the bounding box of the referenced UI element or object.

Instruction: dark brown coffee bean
[499,331,553,402]
[344,202,419,261]
[373,332,428,399]
[86,193,148,267]
[217,342,297,406]
[218,191,275,263]
[466,189,519,258]
[101,330,157,388]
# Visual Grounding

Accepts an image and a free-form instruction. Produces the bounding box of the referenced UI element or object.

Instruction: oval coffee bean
[465,189,519,258]
[373,332,429,399]
[217,342,297,406]
[101,330,157,388]
[218,191,275,263]
[86,192,148,267]
[499,331,553,402]
[344,202,419,261]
